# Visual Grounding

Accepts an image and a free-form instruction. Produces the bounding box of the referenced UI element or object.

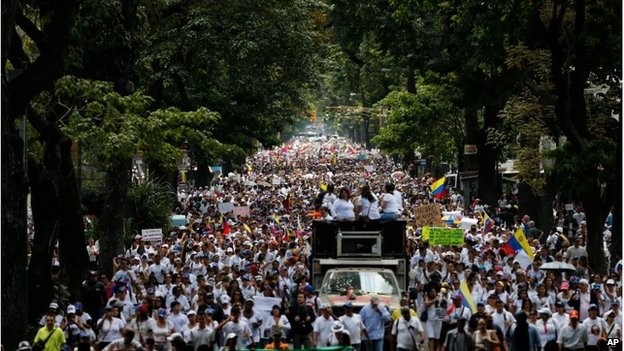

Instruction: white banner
[142,228,163,242]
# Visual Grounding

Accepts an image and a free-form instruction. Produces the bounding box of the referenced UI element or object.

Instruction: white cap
[67,305,76,314]
[607,279,616,285]
[49,302,59,310]
[226,248,233,253]
[18,341,31,351]
[220,295,230,304]
[226,332,238,340]
[135,234,142,240]
[556,227,563,233]
[187,310,196,316]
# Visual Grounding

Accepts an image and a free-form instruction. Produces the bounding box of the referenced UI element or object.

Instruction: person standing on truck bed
[360,295,391,351]
[288,292,316,350]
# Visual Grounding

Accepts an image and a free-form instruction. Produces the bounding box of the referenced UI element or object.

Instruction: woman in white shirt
[96,307,126,349]
[605,311,621,338]
[330,188,355,221]
[379,183,399,221]
[535,308,559,351]
[261,305,291,346]
[355,185,381,225]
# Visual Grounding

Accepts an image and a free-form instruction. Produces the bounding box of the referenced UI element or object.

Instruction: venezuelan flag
[481,210,493,235]
[459,279,477,313]
[514,227,534,261]
[430,176,447,199]
[243,223,252,233]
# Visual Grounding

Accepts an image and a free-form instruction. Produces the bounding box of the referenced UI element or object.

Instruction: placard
[232,206,251,217]
[142,228,163,242]
[421,227,464,246]
[459,218,478,230]
[218,202,234,213]
[564,203,574,211]
[413,204,443,228]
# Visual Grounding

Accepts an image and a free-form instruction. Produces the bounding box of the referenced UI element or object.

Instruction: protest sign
[459,217,478,230]
[421,227,464,246]
[232,206,251,217]
[413,204,443,227]
[251,296,282,329]
[218,202,234,213]
[142,228,163,242]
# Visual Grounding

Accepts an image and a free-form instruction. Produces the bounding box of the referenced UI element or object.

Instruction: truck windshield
[320,271,398,296]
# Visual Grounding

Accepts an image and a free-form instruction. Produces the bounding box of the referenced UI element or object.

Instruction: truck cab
[311,220,408,315]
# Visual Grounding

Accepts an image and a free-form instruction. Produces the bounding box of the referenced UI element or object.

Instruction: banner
[232,206,251,217]
[413,204,443,228]
[141,228,163,242]
[421,227,464,246]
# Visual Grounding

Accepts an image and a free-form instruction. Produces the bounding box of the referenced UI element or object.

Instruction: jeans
[380,212,397,221]
[365,339,383,351]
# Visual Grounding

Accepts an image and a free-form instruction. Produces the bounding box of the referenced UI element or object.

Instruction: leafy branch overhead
[53,76,236,171]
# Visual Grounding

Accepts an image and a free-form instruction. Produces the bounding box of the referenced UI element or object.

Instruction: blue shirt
[359,303,391,340]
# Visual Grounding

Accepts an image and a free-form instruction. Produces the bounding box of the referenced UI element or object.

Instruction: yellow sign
[421,227,464,246]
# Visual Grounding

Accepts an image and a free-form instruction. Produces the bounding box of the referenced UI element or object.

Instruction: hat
[205,292,214,298]
[569,310,579,319]
[579,278,589,285]
[136,304,148,314]
[304,285,314,293]
[538,308,551,316]
[320,303,331,310]
[226,248,233,253]
[496,281,505,287]
[589,304,598,311]
[451,294,463,302]
[220,295,230,304]
[332,321,345,333]
[67,305,76,314]
[167,333,185,342]
[556,227,563,233]
[187,310,197,316]
[18,341,30,351]
[104,305,113,311]
[49,302,59,310]
[560,281,570,290]
[158,308,167,317]
[477,301,485,307]
[606,279,616,285]
[75,302,83,311]
[135,234,142,240]
[245,298,255,305]
[343,301,353,309]
[115,285,128,294]
[226,332,238,340]
[592,283,601,290]
[555,301,564,308]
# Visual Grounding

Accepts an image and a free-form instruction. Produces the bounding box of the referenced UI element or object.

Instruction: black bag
[419,309,428,322]
[33,327,57,351]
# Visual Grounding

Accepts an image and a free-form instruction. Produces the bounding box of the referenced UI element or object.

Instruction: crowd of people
[25,135,621,351]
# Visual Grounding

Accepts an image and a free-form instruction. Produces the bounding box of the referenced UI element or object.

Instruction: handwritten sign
[421,227,464,246]
[141,228,163,242]
[413,204,443,228]
[232,206,251,217]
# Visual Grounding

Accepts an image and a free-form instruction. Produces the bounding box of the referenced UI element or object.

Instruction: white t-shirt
[339,314,365,345]
[313,316,335,347]
[391,317,422,350]
[380,193,399,214]
[582,317,607,346]
[357,196,381,220]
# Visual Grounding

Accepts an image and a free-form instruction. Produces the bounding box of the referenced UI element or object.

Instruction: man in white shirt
[582,304,607,350]
[312,304,336,347]
[339,301,367,350]
[491,299,514,338]
[168,302,190,337]
[390,306,425,351]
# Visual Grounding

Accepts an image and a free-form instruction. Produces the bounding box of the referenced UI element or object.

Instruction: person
[379,183,399,221]
[443,317,474,351]
[81,272,108,323]
[327,322,351,347]
[261,305,290,347]
[128,304,155,345]
[39,302,64,328]
[241,299,263,349]
[186,309,215,351]
[424,288,443,351]
[359,295,391,351]
[330,187,355,221]
[321,184,337,210]
[508,312,540,351]
[355,185,381,229]
[339,301,367,351]
[166,303,189,338]
[491,299,514,341]
[219,333,237,351]
[473,317,500,351]
[604,311,621,339]
[557,310,587,351]
[288,293,315,350]
[102,329,143,351]
[166,333,186,351]
[216,306,252,350]
[63,305,88,348]
[33,315,66,351]
[535,308,558,351]
[152,308,176,351]
[582,304,608,351]
[264,327,289,350]
[390,306,424,351]
[96,306,125,350]
[312,304,336,347]
[552,301,570,329]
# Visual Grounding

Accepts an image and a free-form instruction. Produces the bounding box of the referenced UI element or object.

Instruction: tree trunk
[27,155,60,323]
[98,159,131,277]
[57,137,88,298]
[476,107,499,206]
[584,181,607,274]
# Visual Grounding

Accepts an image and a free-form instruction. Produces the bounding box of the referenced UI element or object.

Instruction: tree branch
[15,12,44,49]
